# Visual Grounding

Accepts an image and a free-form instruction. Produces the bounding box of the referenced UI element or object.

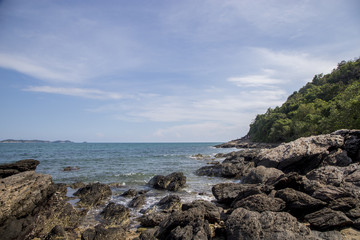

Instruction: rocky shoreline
[1,129,360,239]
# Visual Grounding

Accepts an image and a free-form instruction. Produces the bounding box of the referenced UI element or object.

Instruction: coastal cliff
[1,130,360,239]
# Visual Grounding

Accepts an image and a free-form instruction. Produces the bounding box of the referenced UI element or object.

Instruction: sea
[0,142,237,224]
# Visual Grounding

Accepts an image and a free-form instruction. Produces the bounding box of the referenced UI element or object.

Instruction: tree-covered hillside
[248,58,360,143]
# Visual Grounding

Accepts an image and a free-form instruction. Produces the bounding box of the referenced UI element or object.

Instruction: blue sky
[0,0,359,142]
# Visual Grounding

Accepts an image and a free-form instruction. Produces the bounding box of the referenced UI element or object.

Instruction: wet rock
[256,134,344,173]
[121,189,138,198]
[242,166,283,184]
[100,202,130,226]
[148,172,186,191]
[182,200,223,224]
[0,159,40,178]
[138,212,170,227]
[74,182,112,208]
[128,195,146,209]
[304,208,352,231]
[81,225,126,240]
[63,166,80,171]
[69,182,86,189]
[275,188,327,217]
[232,193,286,213]
[158,195,182,212]
[226,208,312,240]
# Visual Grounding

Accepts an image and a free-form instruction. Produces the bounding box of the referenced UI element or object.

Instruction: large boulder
[100,202,130,226]
[138,212,170,228]
[275,188,327,217]
[256,134,344,173]
[242,166,283,184]
[157,195,182,212]
[0,171,53,226]
[148,172,186,191]
[196,159,255,178]
[231,193,286,213]
[182,200,223,224]
[74,183,112,208]
[0,159,40,178]
[225,208,313,240]
[128,195,146,209]
[304,208,352,231]
[212,183,271,205]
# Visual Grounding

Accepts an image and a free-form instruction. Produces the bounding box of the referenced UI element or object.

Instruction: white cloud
[228,75,284,87]
[23,86,126,100]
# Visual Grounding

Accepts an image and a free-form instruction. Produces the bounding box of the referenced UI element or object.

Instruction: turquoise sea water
[0,143,236,210]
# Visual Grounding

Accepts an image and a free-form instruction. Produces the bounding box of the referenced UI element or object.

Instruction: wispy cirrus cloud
[23,86,127,100]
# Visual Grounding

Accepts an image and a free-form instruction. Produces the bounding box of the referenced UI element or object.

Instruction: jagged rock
[321,149,352,167]
[231,193,286,212]
[0,159,40,178]
[196,159,255,178]
[81,225,126,240]
[328,197,359,212]
[100,202,130,226]
[275,188,327,217]
[273,172,320,194]
[311,185,353,202]
[154,207,211,240]
[121,189,138,198]
[306,165,345,187]
[182,200,223,224]
[148,172,186,191]
[226,208,312,240]
[128,195,146,209]
[74,183,112,208]
[311,230,343,240]
[304,208,352,231]
[138,228,159,240]
[138,212,170,227]
[158,195,182,212]
[256,134,344,173]
[0,171,53,226]
[242,166,283,184]
[212,183,271,205]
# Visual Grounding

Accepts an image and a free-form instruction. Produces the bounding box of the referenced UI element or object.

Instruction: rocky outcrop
[158,195,182,212]
[0,159,40,178]
[100,202,130,226]
[148,172,186,191]
[128,194,146,209]
[226,208,313,240]
[74,182,112,208]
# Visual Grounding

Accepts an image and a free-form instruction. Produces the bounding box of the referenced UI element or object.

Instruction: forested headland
[248,57,360,143]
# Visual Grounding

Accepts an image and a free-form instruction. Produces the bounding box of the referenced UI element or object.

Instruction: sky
[0,0,359,142]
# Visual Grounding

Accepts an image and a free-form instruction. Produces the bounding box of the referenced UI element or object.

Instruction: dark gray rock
[226,208,312,240]
[232,193,286,212]
[242,166,283,184]
[155,207,211,240]
[121,189,138,198]
[0,159,40,178]
[128,195,146,209]
[304,208,352,231]
[138,212,170,227]
[100,202,130,226]
[158,195,182,212]
[275,188,327,217]
[182,200,223,224]
[321,149,352,167]
[74,183,112,208]
[148,172,186,191]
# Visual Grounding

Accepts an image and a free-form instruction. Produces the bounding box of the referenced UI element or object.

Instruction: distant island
[0,139,73,143]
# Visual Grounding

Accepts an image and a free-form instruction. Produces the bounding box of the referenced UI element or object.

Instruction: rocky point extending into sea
[1,129,360,239]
